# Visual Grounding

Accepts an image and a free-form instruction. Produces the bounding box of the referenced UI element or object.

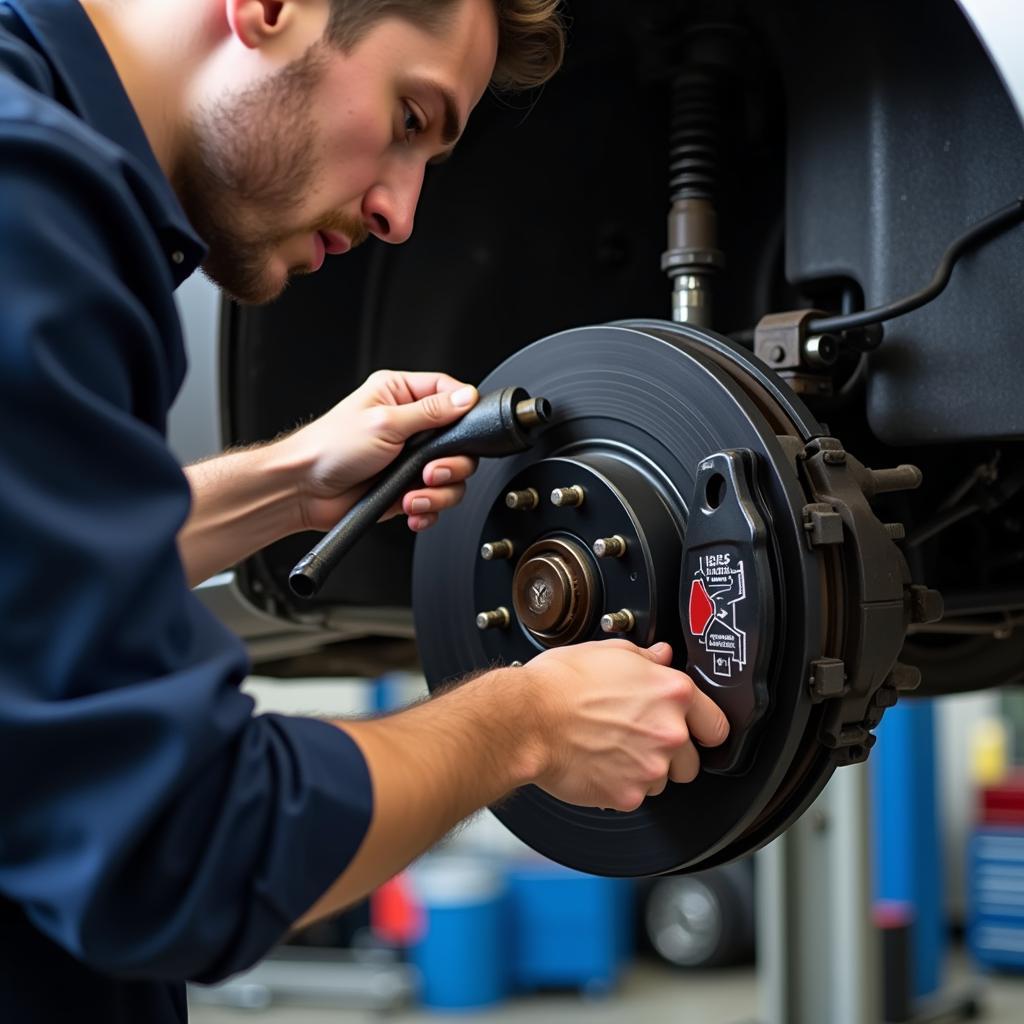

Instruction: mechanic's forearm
[295,669,543,930]
[179,444,306,586]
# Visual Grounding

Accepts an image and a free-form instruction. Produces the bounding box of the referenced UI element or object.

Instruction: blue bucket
[408,856,508,1011]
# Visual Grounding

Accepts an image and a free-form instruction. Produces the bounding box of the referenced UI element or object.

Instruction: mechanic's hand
[522,640,730,812]
[279,370,479,534]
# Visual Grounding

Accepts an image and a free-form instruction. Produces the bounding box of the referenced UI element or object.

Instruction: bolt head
[505,488,538,510]
[600,609,635,633]
[550,485,584,508]
[476,607,510,630]
[481,539,513,561]
[593,535,626,558]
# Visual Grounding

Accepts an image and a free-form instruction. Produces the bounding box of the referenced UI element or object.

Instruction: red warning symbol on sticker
[688,579,715,636]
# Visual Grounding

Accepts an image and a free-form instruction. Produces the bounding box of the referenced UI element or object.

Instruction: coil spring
[669,71,720,202]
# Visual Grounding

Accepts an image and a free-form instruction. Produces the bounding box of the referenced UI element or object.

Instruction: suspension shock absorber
[661,24,738,328]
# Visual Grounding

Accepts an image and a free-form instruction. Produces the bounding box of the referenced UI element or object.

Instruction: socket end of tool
[288,555,323,598]
[514,396,552,428]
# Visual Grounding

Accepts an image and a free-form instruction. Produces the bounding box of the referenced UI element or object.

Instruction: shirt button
[171,250,185,265]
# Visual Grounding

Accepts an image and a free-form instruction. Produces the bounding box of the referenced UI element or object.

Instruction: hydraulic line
[808,196,1024,335]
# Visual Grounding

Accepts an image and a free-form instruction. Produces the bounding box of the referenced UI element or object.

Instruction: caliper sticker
[688,552,747,679]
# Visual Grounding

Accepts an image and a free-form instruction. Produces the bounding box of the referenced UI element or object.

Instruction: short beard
[173,44,328,304]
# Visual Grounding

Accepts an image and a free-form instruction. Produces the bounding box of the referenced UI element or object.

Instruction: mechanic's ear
[226,0,291,48]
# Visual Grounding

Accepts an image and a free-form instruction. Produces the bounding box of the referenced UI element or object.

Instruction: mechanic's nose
[362,169,424,245]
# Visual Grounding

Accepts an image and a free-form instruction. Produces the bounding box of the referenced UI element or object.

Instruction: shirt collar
[7,0,206,286]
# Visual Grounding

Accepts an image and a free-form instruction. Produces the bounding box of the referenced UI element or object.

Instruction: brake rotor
[413,320,938,876]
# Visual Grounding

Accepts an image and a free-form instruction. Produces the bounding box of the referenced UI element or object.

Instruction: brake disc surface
[413,321,926,876]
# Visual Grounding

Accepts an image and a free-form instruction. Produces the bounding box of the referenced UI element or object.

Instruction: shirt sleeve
[0,123,372,982]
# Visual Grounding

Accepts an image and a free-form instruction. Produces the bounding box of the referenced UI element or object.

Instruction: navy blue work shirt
[0,1,373,1019]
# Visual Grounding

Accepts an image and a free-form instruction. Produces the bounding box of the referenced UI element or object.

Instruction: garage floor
[190,952,1023,1024]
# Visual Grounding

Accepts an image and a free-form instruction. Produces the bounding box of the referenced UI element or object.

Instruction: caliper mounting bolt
[849,461,925,502]
[886,660,923,692]
[908,584,944,625]
[476,607,511,630]
[593,535,628,559]
[481,539,514,561]
[600,609,636,634]
[551,485,585,508]
[505,488,539,511]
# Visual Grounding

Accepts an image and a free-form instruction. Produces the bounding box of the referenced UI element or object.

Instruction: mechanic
[0,0,730,1019]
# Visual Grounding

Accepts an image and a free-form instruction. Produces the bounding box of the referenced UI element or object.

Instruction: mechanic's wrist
[263,431,327,534]
[484,664,552,789]
[436,667,548,791]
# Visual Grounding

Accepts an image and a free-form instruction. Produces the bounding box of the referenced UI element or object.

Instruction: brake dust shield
[412,321,938,876]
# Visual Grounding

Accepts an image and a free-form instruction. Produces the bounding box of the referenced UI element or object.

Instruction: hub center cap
[513,538,596,645]
[528,578,554,614]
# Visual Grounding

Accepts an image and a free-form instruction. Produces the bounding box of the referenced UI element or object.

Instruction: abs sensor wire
[807,195,1024,335]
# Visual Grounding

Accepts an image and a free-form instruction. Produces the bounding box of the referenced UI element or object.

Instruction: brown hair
[325,0,565,91]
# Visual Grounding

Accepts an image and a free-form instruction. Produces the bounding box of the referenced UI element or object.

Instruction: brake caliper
[680,450,776,775]
[798,439,943,765]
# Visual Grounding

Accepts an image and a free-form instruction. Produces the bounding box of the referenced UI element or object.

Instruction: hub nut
[593,535,627,559]
[505,488,540,510]
[600,609,636,634]
[512,537,597,646]
[550,485,585,508]
[476,607,511,630]
[481,539,514,561]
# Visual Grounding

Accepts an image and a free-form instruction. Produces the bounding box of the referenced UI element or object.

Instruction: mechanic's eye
[402,102,425,142]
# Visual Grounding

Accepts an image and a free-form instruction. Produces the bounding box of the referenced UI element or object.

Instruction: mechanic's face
[176,0,498,304]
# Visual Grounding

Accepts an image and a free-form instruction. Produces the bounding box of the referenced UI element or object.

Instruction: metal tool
[289,387,551,598]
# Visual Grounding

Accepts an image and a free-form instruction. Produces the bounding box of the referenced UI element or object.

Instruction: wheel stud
[593,535,627,559]
[505,488,539,510]
[551,485,585,508]
[476,607,511,630]
[600,609,636,634]
[481,539,514,561]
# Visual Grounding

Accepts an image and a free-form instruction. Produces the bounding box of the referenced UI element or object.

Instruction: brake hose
[807,195,1024,335]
